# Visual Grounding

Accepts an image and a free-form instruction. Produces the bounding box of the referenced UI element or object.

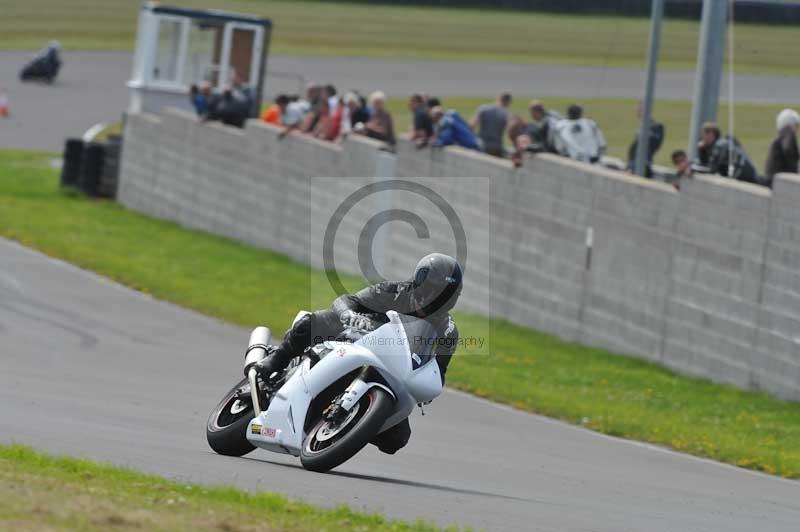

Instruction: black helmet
[411,253,463,316]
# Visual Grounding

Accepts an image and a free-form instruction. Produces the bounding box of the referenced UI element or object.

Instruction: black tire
[206,378,256,457]
[300,388,393,473]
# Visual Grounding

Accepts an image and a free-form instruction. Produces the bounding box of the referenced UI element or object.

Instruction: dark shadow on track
[239,454,559,505]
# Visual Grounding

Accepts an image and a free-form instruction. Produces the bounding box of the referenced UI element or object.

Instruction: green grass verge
[1,0,798,74]
[1,150,800,481]
[385,96,788,170]
[0,444,446,531]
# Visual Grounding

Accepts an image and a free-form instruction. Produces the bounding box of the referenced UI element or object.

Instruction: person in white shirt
[553,104,607,164]
[337,92,360,139]
[324,84,339,116]
[277,96,311,139]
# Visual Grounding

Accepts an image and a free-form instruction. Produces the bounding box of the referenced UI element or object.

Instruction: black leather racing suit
[271,280,459,454]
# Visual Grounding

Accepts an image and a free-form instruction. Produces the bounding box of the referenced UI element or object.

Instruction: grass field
[384,96,786,169]
[1,0,798,74]
[0,444,444,531]
[2,149,799,480]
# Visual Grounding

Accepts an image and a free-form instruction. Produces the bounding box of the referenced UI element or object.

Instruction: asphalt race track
[2,50,800,151]
[2,237,800,531]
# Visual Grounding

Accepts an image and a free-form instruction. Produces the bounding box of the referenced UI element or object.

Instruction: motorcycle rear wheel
[300,388,393,473]
[206,377,256,457]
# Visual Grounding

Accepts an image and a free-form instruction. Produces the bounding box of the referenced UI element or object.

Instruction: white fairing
[246,310,443,455]
[247,357,313,456]
[406,357,442,404]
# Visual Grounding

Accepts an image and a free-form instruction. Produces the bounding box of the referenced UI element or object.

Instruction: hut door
[219,23,263,88]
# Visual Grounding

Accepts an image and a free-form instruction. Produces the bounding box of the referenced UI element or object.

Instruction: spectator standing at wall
[260,94,283,125]
[311,99,333,139]
[210,88,247,128]
[324,84,339,114]
[409,93,434,148]
[470,92,512,157]
[336,94,353,140]
[765,108,800,183]
[507,115,531,167]
[344,91,370,128]
[671,149,693,178]
[319,98,347,142]
[357,91,396,146]
[189,84,209,119]
[305,83,323,106]
[295,83,324,133]
[526,100,560,153]
[553,104,607,164]
[697,122,759,184]
[626,102,665,177]
[277,95,311,138]
[695,122,716,166]
[232,74,253,107]
[671,149,693,190]
[430,106,482,151]
[301,97,327,134]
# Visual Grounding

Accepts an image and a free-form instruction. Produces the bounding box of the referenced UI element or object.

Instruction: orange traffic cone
[0,89,9,117]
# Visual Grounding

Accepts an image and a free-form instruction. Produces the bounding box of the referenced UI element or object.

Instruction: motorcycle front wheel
[206,377,256,457]
[300,387,393,473]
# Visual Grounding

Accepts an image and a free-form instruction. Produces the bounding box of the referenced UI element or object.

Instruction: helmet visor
[412,267,461,315]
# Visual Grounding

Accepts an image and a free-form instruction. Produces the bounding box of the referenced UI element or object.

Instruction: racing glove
[339,310,374,331]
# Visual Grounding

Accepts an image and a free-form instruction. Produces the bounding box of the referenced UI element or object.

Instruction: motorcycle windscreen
[396,314,438,370]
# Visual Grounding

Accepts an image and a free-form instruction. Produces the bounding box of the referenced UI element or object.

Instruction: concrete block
[771,172,800,202]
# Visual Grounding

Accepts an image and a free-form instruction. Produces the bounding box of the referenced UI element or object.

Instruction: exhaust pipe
[244,326,272,370]
[244,327,271,415]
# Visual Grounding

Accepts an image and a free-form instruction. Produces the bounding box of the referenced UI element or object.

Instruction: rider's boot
[252,345,293,381]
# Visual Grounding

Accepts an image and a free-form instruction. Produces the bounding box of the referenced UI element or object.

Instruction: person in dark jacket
[409,93,434,148]
[696,122,719,167]
[696,122,759,184]
[249,253,463,454]
[208,88,249,128]
[344,91,370,128]
[627,102,665,177]
[525,99,560,153]
[765,109,800,184]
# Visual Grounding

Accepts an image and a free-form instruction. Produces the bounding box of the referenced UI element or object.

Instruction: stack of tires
[60,139,83,187]
[79,142,105,196]
[60,136,121,198]
[98,135,121,198]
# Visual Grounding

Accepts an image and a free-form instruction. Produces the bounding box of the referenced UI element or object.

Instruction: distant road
[2,237,800,532]
[267,54,800,105]
[1,51,798,151]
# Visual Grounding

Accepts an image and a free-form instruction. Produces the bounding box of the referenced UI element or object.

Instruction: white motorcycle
[206,310,443,472]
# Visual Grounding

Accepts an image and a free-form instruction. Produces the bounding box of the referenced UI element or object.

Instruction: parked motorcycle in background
[20,41,62,84]
[206,310,443,472]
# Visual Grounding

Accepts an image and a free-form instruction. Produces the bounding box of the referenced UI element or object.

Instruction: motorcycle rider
[20,41,62,83]
[250,253,462,454]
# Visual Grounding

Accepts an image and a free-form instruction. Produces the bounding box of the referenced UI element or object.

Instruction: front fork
[335,367,396,415]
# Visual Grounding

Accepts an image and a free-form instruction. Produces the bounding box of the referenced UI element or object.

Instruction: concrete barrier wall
[118,109,800,400]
